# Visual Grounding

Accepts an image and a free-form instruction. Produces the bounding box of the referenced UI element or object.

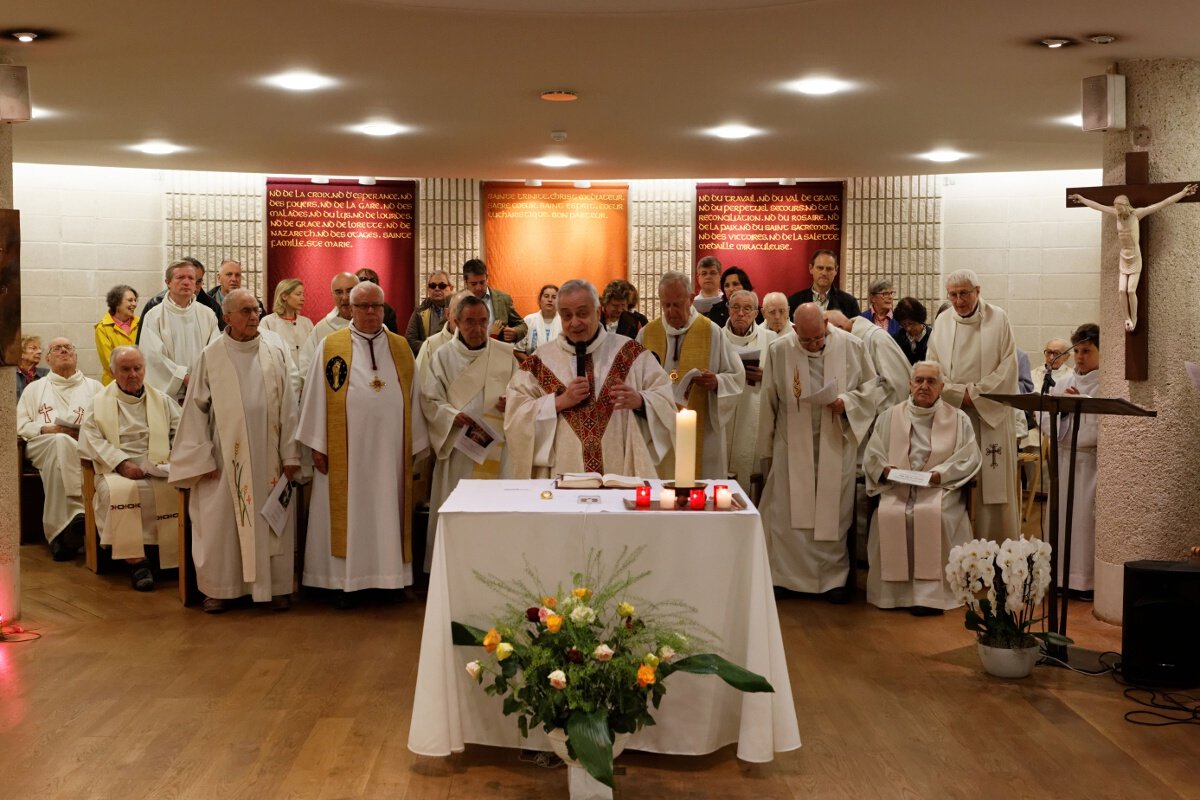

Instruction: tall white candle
[675,409,697,488]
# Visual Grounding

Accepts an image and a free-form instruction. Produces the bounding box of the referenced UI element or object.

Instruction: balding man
[757,304,878,602]
[209,260,266,330]
[761,291,791,336]
[926,269,1021,540]
[79,346,182,591]
[140,260,221,402]
[864,361,981,614]
[638,271,745,482]
[297,272,359,385]
[1032,338,1073,394]
[17,337,102,560]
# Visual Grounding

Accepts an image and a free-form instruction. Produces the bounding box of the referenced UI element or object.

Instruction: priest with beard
[864,361,981,614]
[505,279,675,478]
[296,281,428,608]
[722,289,778,486]
[421,294,517,569]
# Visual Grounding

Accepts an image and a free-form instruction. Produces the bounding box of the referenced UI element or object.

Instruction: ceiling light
[1088,34,1117,45]
[263,71,337,92]
[920,149,968,163]
[1039,37,1072,49]
[130,141,184,155]
[708,124,761,140]
[785,77,854,96]
[534,155,579,168]
[12,31,36,43]
[358,177,376,186]
[353,121,408,137]
[311,177,330,184]
[1056,113,1084,127]
[541,90,578,102]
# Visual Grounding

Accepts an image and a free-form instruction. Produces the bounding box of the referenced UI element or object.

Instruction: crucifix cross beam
[1065,151,1200,381]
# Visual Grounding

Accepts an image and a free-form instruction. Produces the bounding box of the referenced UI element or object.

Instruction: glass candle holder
[715,488,733,509]
[688,489,706,510]
[711,483,728,502]
[635,485,652,507]
[659,489,676,510]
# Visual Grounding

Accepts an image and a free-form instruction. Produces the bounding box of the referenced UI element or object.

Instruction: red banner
[694,182,844,299]
[482,183,628,316]
[265,179,417,324]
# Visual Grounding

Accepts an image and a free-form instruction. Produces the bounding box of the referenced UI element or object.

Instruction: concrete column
[0,117,19,622]
[1095,59,1200,623]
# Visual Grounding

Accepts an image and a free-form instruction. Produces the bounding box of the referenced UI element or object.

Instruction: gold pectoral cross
[369,376,386,393]
[792,366,803,411]
[669,368,680,383]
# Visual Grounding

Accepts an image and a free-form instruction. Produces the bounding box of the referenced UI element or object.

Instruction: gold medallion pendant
[669,369,680,383]
[369,376,386,393]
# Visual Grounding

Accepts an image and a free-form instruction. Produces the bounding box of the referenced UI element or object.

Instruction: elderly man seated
[17,337,102,560]
[863,361,981,615]
[79,347,182,591]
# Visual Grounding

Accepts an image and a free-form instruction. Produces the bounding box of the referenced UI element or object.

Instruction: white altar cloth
[407,479,801,762]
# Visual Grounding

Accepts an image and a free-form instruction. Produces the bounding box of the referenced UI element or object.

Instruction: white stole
[785,333,846,541]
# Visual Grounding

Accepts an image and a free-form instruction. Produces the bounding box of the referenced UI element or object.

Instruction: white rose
[659,645,676,662]
[593,644,614,662]
[569,605,596,625]
[465,660,482,681]
[549,669,567,689]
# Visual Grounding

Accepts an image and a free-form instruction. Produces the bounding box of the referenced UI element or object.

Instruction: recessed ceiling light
[920,149,968,163]
[1088,34,1117,45]
[12,31,36,43]
[352,121,408,137]
[263,71,337,92]
[707,124,761,140]
[785,77,854,96]
[1056,113,1084,127]
[541,90,578,102]
[1039,37,1073,49]
[130,141,184,155]
[534,155,579,168]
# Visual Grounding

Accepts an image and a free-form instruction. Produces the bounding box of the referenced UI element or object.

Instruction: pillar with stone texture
[1094,59,1200,623]
[0,118,19,622]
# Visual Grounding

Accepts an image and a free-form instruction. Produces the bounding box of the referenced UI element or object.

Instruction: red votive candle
[635,485,652,507]
[688,489,706,510]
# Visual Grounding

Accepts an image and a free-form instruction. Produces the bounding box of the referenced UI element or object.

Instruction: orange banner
[482,183,628,316]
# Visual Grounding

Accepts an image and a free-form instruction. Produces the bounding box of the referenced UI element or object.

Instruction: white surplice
[721,321,778,486]
[170,334,300,601]
[505,327,675,478]
[140,296,219,400]
[637,309,746,481]
[297,324,427,591]
[17,370,102,541]
[926,301,1021,540]
[296,309,350,392]
[757,328,877,592]
[520,311,562,354]
[1045,368,1100,590]
[864,400,980,609]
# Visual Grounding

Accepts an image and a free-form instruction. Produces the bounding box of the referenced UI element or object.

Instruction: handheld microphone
[575,341,588,379]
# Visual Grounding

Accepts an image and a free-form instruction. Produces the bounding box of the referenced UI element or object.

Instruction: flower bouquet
[945,537,1072,660]
[452,546,774,792]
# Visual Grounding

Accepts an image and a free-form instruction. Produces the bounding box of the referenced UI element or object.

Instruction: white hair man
[505,279,676,477]
[296,271,359,386]
[140,260,220,402]
[296,281,428,608]
[79,346,182,591]
[761,291,791,335]
[637,271,746,481]
[926,269,1021,540]
[420,293,518,569]
[170,289,301,612]
[17,337,102,560]
[722,289,779,485]
[757,304,879,603]
[863,360,981,613]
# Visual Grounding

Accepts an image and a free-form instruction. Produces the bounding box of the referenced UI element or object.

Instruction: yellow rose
[637,664,657,687]
[496,642,514,661]
[572,587,593,601]
[546,614,564,633]
[643,653,660,667]
[542,596,558,609]
[482,628,501,653]
[617,602,635,618]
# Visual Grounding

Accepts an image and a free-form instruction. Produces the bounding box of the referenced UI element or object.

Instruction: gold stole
[92,382,179,566]
[641,315,712,473]
[877,402,958,582]
[322,328,414,561]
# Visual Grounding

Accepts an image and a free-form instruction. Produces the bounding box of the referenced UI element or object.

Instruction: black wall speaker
[1121,560,1200,688]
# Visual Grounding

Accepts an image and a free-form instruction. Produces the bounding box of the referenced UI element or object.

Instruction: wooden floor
[4,535,1197,800]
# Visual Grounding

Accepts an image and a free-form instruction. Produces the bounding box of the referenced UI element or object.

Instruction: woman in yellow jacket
[95,284,140,384]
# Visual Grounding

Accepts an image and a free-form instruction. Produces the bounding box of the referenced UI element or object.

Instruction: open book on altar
[555,473,646,489]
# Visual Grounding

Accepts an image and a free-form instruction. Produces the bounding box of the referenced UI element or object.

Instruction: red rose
[567,647,584,664]
[526,607,541,622]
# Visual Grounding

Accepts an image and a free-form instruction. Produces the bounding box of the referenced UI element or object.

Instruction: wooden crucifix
[1066,151,1199,380]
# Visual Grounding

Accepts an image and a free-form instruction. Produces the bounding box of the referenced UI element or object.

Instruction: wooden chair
[1017,447,1041,523]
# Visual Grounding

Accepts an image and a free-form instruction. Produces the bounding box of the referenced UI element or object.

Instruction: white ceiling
[6,0,1199,180]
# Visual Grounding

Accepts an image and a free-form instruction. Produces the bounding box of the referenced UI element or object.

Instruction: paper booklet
[672,368,702,406]
[887,469,933,488]
[799,379,839,407]
[261,475,296,536]
[735,346,761,367]
[455,415,500,465]
[556,473,646,490]
[54,416,82,430]
[137,459,170,478]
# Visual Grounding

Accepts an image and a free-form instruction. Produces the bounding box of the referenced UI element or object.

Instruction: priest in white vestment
[506,279,676,478]
[170,290,301,612]
[296,272,358,390]
[79,347,182,591]
[830,312,911,412]
[637,271,745,481]
[757,304,878,601]
[722,290,778,486]
[17,337,102,559]
[864,361,981,612]
[1045,324,1100,592]
[297,281,428,606]
[421,295,517,568]
[926,269,1021,541]
[140,260,220,402]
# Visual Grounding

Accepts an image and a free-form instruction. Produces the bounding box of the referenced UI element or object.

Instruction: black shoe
[49,535,74,562]
[910,606,944,617]
[823,587,851,605]
[63,514,86,552]
[129,561,155,592]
